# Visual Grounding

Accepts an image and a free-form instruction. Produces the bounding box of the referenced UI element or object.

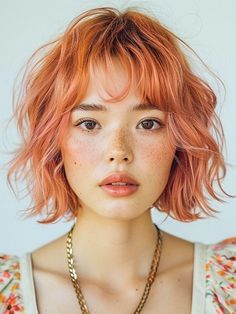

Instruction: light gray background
[0,0,235,255]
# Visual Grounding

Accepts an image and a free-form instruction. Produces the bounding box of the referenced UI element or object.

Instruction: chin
[90,205,147,221]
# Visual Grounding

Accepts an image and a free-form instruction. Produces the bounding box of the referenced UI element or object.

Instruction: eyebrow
[72,102,161,112]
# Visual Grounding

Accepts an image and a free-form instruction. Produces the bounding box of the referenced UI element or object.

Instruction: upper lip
[99,172,140,186]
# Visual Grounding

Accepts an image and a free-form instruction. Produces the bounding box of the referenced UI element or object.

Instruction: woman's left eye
[74,118,163,132]
[138,119,163,131]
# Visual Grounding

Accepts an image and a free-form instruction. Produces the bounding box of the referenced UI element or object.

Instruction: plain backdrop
[0,0,235,255]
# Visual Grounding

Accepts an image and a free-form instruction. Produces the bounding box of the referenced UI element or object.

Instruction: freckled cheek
[140,141,175,170]
[63,137,101,168]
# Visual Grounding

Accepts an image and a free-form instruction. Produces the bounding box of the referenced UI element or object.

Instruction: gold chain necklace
[66,223,163,314]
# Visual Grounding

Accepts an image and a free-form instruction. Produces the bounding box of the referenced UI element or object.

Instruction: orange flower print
[5,295,24,314]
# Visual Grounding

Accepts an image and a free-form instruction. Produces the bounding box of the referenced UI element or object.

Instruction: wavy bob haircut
[6,7,232,223]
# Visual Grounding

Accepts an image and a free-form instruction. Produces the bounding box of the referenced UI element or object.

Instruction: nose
[105,129,134,164]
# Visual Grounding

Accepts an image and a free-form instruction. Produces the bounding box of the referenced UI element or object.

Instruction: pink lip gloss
[100,184,139,197]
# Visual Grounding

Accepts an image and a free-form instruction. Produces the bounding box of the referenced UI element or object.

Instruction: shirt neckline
[20,252,39,314]
[191,242,206,314]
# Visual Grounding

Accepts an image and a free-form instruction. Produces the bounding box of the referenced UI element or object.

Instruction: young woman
[1,6,235,314]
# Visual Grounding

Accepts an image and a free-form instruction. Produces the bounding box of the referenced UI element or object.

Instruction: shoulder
[0,253,24,313]
[204,238,236,313]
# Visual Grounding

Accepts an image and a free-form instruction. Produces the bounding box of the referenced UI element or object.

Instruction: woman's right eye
[74,119,99,131]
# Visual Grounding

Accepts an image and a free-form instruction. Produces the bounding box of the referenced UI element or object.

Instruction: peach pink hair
[6,7,233,223]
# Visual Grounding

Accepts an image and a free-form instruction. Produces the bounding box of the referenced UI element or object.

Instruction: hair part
[6,6,234,223]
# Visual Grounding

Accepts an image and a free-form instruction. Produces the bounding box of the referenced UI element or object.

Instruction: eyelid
[139,117,164,125]
[74,118,98,127]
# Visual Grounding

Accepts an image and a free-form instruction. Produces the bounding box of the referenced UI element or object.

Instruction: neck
[70,209,159,292]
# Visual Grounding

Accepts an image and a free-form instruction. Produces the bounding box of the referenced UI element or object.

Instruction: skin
[31,59,194,313]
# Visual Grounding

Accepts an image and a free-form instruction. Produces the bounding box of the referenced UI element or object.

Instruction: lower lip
[100,184,139,196]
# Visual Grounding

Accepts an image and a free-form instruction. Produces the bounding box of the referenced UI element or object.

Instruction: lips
[99,172,139,186]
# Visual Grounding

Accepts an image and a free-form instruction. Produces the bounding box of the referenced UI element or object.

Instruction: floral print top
[0,238,236,314]
[205,238,236,313]
[0,254,24,313]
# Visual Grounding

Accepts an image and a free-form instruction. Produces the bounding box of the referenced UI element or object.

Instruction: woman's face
[61,61,176,220]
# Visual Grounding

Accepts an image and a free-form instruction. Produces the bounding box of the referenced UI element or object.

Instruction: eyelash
[74,118,164,132]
